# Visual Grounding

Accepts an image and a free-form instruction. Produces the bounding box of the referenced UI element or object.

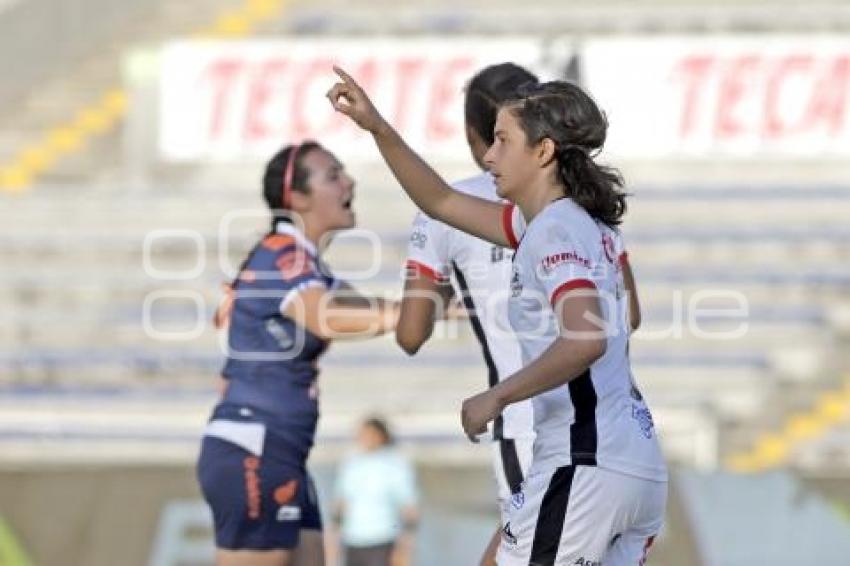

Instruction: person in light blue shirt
[332,417,419,566]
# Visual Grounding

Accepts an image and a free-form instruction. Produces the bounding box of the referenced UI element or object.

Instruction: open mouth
[342,196,354,210]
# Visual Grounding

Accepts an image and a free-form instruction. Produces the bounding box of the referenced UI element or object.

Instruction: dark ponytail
[556,145,626,227]
[507,82,627,227]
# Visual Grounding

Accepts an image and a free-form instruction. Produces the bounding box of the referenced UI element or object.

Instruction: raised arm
[327,66,511,248]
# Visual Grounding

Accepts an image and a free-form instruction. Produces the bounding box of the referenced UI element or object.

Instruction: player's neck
[515,180,564,223]
[301,221,326,253]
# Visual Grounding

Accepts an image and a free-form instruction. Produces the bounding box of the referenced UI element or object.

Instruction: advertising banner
[159,38,558,162]
[582,36,850,159]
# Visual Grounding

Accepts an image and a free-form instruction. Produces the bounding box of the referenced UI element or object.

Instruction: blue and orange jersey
[214,221,341,461]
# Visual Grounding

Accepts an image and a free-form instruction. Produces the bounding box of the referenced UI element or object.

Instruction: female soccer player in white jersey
[328,68,666,566]
[398,63,540,566]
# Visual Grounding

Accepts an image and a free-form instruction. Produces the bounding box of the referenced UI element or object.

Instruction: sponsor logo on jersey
[574,558,601,566]
[631,404,656,439]
[540,251,591,272]
[510,270,523,297]
[409,230,428,249]
[265,319,295,349]
[243,456,262,519]
[276,505,301,522]
[491,245,510,263]
[510,491,525,510]
[501,522,517,546]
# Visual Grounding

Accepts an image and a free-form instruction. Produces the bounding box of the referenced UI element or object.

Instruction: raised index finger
[332,65,359,89]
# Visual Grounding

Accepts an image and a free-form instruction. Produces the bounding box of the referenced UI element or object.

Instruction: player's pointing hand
[327,66,388,135]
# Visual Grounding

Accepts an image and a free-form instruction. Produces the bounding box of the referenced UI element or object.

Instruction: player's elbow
[396,331,426,356]
[581,336,607,365]
[629,311,641,332]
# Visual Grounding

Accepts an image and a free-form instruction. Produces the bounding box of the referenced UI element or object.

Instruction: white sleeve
[405,212,450,283]
[501,202,527,249]
[530,220,598,306]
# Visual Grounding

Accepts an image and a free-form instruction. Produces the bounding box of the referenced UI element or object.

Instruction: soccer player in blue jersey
[197,142,403,566]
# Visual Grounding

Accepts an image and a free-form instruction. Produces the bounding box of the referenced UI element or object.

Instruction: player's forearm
[492,337,606,408]
[371,122,455,220]
[322,301,400,340]
[396,289,447,354]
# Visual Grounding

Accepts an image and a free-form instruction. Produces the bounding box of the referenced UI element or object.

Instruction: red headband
[281,143,302,209]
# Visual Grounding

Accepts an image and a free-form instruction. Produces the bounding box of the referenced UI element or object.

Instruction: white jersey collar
[275,220,318,257]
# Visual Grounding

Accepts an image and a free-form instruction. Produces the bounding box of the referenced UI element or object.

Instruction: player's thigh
[479,526,501,566]
[603,477,666,566]
[292,472,325,566]
[292,529,324,566]
[215,548,292,566]
[603,532,657,566]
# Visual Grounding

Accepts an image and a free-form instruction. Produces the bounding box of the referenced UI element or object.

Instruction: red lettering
[292,58,335,139]
[764,55,812,138]
[243,457,261,519]
[675,55,714,137]
[204,59,245,137]
[715,55,759,138]
[393,58,426,130]
[428,58,475,142]
[244,58,289,141]
[805,55,850,135]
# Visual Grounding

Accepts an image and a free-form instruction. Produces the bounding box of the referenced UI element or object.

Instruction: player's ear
[537,137,556,168]
[289,189,312,213]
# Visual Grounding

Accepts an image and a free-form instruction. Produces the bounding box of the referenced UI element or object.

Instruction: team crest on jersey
[510,491,525,510]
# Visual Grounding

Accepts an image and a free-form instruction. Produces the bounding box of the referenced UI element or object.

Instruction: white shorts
[496,465,667,566]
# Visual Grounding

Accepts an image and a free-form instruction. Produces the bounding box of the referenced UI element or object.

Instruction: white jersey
[503,198,667,482]
[406,173,534,444]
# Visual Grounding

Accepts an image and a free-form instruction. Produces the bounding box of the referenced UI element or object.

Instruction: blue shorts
[197,434,322,550]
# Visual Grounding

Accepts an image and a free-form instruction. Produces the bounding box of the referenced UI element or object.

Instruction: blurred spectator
[330,417,419,566]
